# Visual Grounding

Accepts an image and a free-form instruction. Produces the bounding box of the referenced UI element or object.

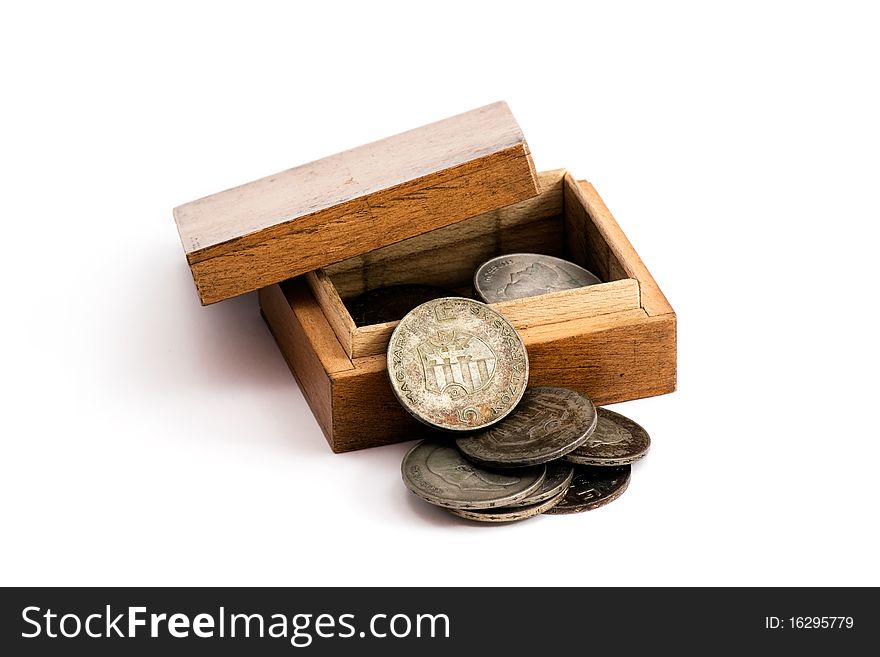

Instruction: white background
[2,1,878,586]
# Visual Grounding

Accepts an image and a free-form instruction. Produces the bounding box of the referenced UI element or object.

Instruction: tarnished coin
[447,485,567,523]
[387,297,529,431]
[507,461,574,508]
[401,440,545,509]
[346,284,456,327]
[544,464,631,515]
[455,387,597,466]
[565,407,651,466]
[474,253,602,303]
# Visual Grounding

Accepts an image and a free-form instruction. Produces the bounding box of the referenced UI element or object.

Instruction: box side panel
[568,176,675,317]
[305,269,356,356]
[258,282,345,448]
[330,357,424,453]
[524,312,677,404]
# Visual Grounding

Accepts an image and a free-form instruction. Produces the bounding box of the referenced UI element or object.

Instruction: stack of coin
[400,386,651,522]
[386,292,651,523]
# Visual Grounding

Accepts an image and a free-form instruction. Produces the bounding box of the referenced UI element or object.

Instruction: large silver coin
[565,407,651,466]
[544,465,631,515]
[447,485,567,523]
[455,387,597,466]
[474,253,602,303]
[401,440,545,509]
[507,461,574,508]
[387,297,529,431]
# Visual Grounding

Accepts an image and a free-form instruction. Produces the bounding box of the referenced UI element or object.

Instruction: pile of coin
[341,252,648,521]
[399,389,650,522]
[367,253,652,523]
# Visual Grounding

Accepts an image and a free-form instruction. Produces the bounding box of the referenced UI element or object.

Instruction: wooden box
[259,169,675,453]
[173,102,675,454]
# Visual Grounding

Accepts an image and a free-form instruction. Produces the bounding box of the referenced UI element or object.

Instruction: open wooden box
[259,169,676,453]
[173,102,675,454]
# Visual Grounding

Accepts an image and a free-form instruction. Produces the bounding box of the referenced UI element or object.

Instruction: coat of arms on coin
[387,297,529,431]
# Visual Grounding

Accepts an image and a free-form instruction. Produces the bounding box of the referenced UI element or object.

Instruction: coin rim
[387,296,530,432]
[506,461,574,508]
[473,253,603,303]
[400,440,546,509]
[543,464,632,515]
[564,407,651,466]
[446,483,568,522]
[455,387,598,466]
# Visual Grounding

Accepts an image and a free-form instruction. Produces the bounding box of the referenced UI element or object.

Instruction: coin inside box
[259,169,676,453]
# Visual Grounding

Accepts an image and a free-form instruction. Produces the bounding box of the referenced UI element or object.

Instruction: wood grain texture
[304,269,357,356]
[563,174,626,281]
[258,282,336,442]
[175,102,540,304]
[567,176,674,317]
[349,320,399,360]
[523,312,677,405]
[331,355,425,453]
[493,278,641,330]
[324,169,567,298]
[339,278,642,360]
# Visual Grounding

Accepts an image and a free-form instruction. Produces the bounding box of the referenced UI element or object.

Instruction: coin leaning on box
[374,252,654,523]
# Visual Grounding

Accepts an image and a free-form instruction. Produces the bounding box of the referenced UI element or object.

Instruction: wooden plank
[519,308,648,343]
[563,173,625,282]
[568,176,675,317]
[304,269,356,357]
[175,102,540,304]
[344,278,642,359]
[493,278,641,330]
[350,321,399,360]
[279,279,353,375]
[524,312,677,405]
[325,169,567,298]
[258,283,337,445]
[331,355,424,453]
[323,311,676,453]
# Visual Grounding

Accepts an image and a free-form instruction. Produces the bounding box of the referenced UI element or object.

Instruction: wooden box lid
[173,102,540,305]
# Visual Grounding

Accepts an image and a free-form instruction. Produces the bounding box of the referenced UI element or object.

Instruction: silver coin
[473,253,602,303]
[455,387,597,466]
[543,464,631,515]
[387,297,529,431]
[447,485,567,523]
[401,440,545,509]
[565,407,651,466]
[507,461,574,507]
